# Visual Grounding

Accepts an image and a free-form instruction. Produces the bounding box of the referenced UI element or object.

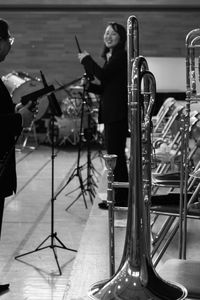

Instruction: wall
[0,2,199,98]
[1,0,200,4]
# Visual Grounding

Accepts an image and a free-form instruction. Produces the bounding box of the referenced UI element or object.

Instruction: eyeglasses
[0,35,15,45]
[8,37,15,45]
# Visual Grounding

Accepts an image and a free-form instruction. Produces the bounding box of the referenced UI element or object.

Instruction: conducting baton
[75,35,82,53]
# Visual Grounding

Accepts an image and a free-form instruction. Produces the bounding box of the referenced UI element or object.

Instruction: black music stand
[82,92,99,204]
[55,75,98,210]
[55,79,88,210]
[15,72,77,275]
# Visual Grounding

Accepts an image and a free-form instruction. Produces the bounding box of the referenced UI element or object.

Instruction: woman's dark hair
[101,22,127,59]
[0,19,9,40]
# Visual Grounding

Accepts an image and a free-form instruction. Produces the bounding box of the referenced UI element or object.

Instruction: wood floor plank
[0,144,103,300]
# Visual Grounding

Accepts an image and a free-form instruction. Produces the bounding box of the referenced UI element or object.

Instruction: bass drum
[1,71,49,120]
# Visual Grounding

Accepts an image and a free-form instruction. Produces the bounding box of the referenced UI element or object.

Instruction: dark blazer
[81,48,128,124]
[0,79,22,198]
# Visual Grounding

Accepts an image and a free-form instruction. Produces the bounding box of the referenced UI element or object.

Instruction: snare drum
[2,71,49,120]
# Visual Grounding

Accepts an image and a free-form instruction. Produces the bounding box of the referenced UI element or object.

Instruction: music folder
[21,84,55,105]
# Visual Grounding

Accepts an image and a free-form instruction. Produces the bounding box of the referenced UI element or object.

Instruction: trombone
[145,28,200,266]
[88,15,187,300]
[180,27,200,259]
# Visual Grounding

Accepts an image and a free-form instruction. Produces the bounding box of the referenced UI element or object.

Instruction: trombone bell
[88,263,187,300]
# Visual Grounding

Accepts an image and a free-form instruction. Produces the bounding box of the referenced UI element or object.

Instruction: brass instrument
[179,28,200,259]
[186,28,200,96]
[127,15,139,131]
[88,15,187,300]
[140,29,200,265]
[103,154,117,277]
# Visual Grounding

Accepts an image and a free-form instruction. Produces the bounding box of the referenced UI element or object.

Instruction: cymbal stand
[15,73,77,275]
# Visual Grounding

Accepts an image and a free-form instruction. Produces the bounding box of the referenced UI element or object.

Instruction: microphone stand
[15,72,77,275]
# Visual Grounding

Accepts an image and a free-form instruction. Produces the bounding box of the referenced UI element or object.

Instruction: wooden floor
[1,136,200,300]
[0,138,103,300]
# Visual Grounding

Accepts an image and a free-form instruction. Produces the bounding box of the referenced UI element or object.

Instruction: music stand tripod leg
[58,83,90,210]
[83,93,100,204]
[65,176,88,211]
[15,78,77,275]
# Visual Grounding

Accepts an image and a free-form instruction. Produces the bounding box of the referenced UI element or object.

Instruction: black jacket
[0,79,22,198]
[81,48,128,124]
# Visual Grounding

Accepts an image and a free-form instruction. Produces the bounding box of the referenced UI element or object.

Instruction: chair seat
[151,193,192,205]
[158,259,200,299]
[150,193,200,217]
[152,172,182,187]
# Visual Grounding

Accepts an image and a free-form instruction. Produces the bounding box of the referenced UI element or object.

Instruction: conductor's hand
[78,51,89,63]
[18,101,36,128]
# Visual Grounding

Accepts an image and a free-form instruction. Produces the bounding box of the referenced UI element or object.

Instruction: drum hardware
[15,71,77,276]
[55,75,99,211]
[88,15,187,300]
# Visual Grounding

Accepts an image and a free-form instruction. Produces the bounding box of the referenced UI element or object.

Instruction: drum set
[2,71,99,146]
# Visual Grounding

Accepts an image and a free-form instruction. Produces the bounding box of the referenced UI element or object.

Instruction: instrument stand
[15,74,77,275]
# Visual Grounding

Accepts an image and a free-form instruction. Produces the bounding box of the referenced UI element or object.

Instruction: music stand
[82,92,99,204]
[15,72,77,275]
[55,75,98,210]
[55,80,88,210]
